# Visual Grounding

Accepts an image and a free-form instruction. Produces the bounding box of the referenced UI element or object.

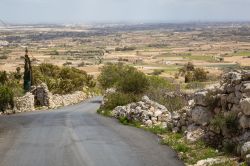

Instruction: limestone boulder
[239,115,250,129]
[185,127,205,143]
[242,82,250,93]
[240,98,250,115]
[241,142,250,159]
[14,92,35,112]
[191,106,213,126]
[194,91,209,106]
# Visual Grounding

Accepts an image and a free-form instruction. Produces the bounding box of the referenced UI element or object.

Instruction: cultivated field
[1,23,250,83]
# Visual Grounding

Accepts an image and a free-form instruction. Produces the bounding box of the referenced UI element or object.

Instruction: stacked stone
[12,83,89,112]
[168,106,192,133]
[189,71,250,162]
[31,83,50,107]
[14,92,35,113]
[112,96,172,127]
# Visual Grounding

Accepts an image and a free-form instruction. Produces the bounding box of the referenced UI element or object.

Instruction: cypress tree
[23,48,32,92]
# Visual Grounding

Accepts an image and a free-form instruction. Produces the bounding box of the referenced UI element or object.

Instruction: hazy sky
[1,0,250,24]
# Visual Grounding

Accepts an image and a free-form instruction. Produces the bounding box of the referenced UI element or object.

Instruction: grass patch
[146,125,168,135]
[161,133,221,164]
[118,117,141,128]
[183,55,216,62]
[97,108,112,117]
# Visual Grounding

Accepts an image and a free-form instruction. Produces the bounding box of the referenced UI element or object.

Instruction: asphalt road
[0,97,184,166]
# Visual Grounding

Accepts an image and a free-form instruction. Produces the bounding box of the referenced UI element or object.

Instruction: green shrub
[179,62,195,77]
[185,71,195,83]
[102,92,139,110]
[210,112,239,135]
[224,112,239,133]
[184,68,208,83]
[193,68,208,82]
[98,63,128,89]
[0,70,24,97]
[179,62,208,83]
[0,85,14,112]
[33,63,95,94]
[99,63,149,94]
[147,76,175,89]
[151,69,164,75]
[6,81,24,97]
[117,69,149,94]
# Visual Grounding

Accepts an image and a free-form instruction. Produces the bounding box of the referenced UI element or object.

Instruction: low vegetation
[0,85,14,112]
[33,63,96,94]
[98,63,149,113]
[146,76,187,112]
[98,63,188,114]
[0,69,24,112]
[178,62,208,83]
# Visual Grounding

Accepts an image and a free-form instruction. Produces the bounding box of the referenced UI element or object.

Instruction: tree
[23,48,33,92]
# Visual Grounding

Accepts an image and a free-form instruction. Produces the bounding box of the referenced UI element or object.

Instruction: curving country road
[0,97,184,166]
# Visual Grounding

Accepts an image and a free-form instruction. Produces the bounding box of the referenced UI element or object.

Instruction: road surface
[0,97,184,166]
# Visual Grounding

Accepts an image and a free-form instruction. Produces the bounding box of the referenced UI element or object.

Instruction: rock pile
[112,96,171,127]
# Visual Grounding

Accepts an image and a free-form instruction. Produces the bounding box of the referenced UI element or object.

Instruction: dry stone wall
[111,71,250,164]
[14,92,35,113]
[12,83,90,113]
